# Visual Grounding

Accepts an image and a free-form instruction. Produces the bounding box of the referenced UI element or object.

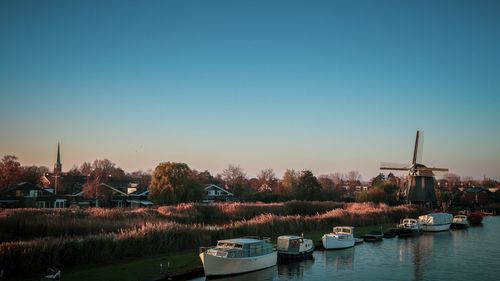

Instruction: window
[55,201,65,208]
[36,201,45,208]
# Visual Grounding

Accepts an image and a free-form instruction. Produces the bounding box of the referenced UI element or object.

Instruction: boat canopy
[418,213,453,225]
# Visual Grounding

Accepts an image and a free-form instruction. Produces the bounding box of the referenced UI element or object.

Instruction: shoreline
[59,224,396,281]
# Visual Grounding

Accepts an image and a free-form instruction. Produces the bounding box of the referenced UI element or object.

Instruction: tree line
[1,155,498,206]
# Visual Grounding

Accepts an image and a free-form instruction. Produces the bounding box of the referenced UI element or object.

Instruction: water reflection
[191,218,500,281]
[204,265,275,281]
[322,247,355,270]
[277,259,314,279]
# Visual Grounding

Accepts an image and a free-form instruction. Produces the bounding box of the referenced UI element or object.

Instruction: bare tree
[221,164,247,195]
[0,155,21,188]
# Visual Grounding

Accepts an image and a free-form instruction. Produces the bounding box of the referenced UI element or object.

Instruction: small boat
[363,230,384,242]
[322,226,355,249]
[418,213,453,232]
[277,235,314,261]
[199,237,276,277]
[451,215,470,229]
[40,267,60,281]
[468,211,483,225]
[397,218,421,237]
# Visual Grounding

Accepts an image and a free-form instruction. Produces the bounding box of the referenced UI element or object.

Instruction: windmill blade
[412,130,422,165]
[380,162,411,171]
[416,167,449,172]
[416,131,424,164]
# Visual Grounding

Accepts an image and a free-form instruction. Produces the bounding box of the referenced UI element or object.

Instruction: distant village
[0,143,499,211]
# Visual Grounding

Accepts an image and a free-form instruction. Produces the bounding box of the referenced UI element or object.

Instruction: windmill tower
[380,131,448,208]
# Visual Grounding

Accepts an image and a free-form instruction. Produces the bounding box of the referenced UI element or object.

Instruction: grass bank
[0,202,420,279]
[30,223,398,281]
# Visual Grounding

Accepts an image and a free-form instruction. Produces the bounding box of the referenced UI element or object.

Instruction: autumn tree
[79,162,92,176]
[280,169,299,198]
[293,170,322,200]
[82,159,127,205]
[443,173,461,189]
[346,170,361,186]
[318,175,343,201]
[371,173,386,187]
[128,169,152,189]
[148,162,203,205]
[221,164,248,197]
[0,155,21,188]
[256,168,277,193]
[19,165,49,185]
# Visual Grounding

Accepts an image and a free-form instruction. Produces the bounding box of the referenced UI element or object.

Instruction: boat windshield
[212,241,273,258]
[333,227,353,234]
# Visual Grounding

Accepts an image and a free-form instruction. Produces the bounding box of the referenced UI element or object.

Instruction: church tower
[53,142,62,194]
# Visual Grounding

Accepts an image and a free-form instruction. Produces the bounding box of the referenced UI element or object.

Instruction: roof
[465,187,490,193]
[205,184,234,196]
[278,235,302,240]
[126,199,154,205]
[98,183,128,196]
[218,238,264,245]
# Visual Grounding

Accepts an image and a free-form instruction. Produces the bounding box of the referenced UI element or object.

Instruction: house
[69,183,154,208]
[461,187,493,206]
[0,182,67,208]
[203,184,234,202]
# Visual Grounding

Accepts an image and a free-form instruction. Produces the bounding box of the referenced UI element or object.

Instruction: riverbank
[36,224,397,281]
[1,202,419,280]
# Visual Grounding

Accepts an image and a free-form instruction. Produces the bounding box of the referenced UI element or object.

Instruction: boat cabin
[333,226,354,234]
[277,235,304,252]
[209,238,273,258]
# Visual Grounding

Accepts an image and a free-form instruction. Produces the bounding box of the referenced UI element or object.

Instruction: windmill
[380,131,448,207]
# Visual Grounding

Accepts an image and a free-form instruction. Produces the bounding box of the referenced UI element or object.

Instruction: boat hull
[199,251,277,277]
[451,222,469,229]
[420,223,451,232]
[397,228,420,237]
[322,235,355,249]
[277,247,314,262]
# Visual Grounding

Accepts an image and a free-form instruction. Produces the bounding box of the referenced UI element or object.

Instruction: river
[192,216,500,281]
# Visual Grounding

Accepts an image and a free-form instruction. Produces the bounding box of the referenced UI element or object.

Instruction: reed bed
[0,202,420,276]
[0,208,165,242]
[158,201,345,223]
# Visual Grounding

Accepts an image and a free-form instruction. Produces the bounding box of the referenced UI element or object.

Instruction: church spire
[56,141,61,165]
[54,142,62,175]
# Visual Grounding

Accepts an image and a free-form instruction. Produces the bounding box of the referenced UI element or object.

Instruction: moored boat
[451,215,470,229]
[468,211,484,225]
[277,235,314,262]
[418,213,453,232]
[199,237,276,277]
[363,230,384,242]
[397,218,421,237]
[322,226,355,249]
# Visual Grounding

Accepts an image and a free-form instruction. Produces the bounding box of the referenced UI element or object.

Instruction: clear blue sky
[1,0,499,180]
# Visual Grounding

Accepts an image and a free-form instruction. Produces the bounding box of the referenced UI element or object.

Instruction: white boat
[418,213,453,232]
[277,235,314,261]
[322,226,355,249]
[397,218,421,237]
[451,214,470,229]
[199,237,276,277]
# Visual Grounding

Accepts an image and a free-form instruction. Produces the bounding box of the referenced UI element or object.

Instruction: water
[193,216,500,281]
